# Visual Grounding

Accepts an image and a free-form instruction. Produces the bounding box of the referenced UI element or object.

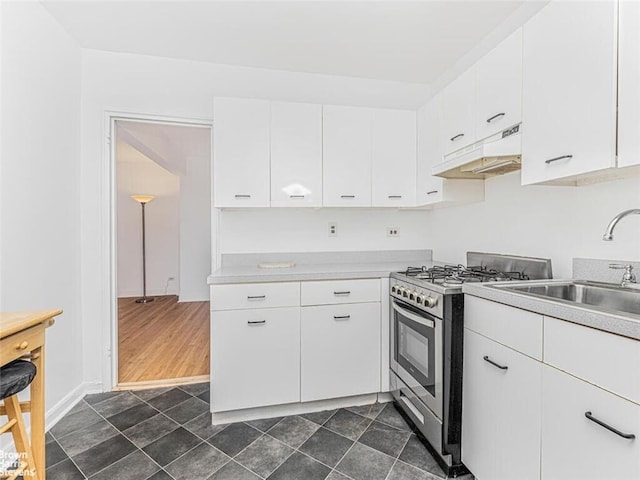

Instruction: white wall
[117,153,181,297]
[1,2,84,412]
[179,152,211,302]
[425,173,640,278]
[219,209,430,255]
[80,49,431,387]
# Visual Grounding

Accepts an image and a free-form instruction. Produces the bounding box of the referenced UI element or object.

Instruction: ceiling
[116,121,211,176]
[42,1,533,85]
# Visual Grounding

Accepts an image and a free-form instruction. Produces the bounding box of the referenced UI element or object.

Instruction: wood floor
[118,295,210,384]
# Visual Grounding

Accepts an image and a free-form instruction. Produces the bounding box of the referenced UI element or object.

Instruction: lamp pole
[131,195,155,303]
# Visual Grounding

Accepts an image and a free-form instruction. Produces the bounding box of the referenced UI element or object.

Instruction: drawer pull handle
[333,291,351,296]
[289,195,305,199]
[247,320,266,326]
[450,133,465,142]
[16,341,29,351]
[426,190,439,195]
[247,295,266,300]
[483,355,508,370]
[234,194,251,198]
[486,112,506,123]
[388,195,402,199]
[585,411,636,440]
[333,315,351,320]
[545,155,573,165]
[341,195,356,199]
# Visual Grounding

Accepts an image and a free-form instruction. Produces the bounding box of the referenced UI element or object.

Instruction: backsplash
[573,258,640,284]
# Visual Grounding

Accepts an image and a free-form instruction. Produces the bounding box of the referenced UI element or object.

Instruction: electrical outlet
[387,227,400,237]
[328,222,338,237]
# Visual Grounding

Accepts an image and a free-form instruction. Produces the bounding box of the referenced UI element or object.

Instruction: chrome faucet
[602,209,640,241]
[603,209,640,289]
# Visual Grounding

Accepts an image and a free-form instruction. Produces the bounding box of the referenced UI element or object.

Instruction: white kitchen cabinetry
[521,1,617,185]
[213,97,270,207]
[371,109,416,207]
[462,300,542,480]
[416,95,484,207]
[618,0,640,168]
[323,105,372,207]
[442,67,476,155]
[541,365,640,480]
[211,306,300,412]
[301,302,380,402]
[475,28,522,140]
[301,279,380,306]
[270,102,323,206]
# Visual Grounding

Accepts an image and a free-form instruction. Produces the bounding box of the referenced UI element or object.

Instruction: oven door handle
[392,302,435,329]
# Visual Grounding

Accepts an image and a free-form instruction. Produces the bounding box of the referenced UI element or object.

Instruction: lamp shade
[131,194,155,204]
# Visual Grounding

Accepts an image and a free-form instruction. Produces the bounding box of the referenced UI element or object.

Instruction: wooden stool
[0,360,38,480]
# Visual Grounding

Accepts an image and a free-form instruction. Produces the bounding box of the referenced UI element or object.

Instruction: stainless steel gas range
[389,252,552,477]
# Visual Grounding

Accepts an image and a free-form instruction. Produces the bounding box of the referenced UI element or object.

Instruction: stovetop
[391,252,553,296]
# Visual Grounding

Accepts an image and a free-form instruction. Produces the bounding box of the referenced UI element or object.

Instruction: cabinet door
[323,105,372,207]
[301,303,380,402]
[416,95,444,206]
[521,1,617,185]
[542,365,640,480]
[371,109,416,207]
[270,102,323,206]
[476,28,522,140]
[213,97,270,207]
[442,66,476,155]
[211,307,300,412]
[462,329,541,480]
[618,0,640,168]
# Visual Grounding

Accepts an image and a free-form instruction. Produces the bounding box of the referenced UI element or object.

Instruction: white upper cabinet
[270,102,323,207]
[618,0,640,168]
[213,97,270,207]
[442,66,476,155]
[371,108,416,207]
[476,28,523,140]
[417,95,444,205]
[323,105,372,207]
[521,1,617,185]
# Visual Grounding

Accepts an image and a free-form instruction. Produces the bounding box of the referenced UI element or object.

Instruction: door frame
[104,111,215,390]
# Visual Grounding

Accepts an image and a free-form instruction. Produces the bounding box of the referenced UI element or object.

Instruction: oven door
[390,298,443,420]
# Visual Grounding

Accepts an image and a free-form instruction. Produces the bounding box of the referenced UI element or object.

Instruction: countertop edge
[208,269,394,284]
[462,282,640,341]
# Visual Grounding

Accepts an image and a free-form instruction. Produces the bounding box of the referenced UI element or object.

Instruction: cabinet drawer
[211,307,300,412]
[542,365,640,480]
[464,296,543,360]
[211,282,300,311]
[544,317,640,404]
[301,303,381,401]
[301,279,380,306]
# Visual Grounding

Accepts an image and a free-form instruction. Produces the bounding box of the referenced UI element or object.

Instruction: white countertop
[463,280,640,341]
[208,260,439,284]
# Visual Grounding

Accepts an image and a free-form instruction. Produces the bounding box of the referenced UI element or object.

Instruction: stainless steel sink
[489,281,640,317]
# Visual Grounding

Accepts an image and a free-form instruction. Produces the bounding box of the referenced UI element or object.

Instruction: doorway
[113,118,212,388]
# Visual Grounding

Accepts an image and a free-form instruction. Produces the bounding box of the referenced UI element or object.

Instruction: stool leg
[4,395,38,480]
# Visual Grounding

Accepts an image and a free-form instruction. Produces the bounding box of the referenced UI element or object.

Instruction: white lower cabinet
[541,365,640,480]
[211,307,300,412]
[462,328,541,480]
[301,302,380,402]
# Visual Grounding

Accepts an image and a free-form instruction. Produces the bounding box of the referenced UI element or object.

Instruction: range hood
[433,124,522,179]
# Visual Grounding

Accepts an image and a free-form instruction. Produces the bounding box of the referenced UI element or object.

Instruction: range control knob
[391,285,399,294]
[423,296,437,308]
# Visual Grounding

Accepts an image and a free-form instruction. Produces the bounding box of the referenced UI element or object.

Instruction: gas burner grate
[399,264,530,284]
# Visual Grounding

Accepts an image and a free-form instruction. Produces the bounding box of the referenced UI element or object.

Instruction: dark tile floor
[46,383,455,480]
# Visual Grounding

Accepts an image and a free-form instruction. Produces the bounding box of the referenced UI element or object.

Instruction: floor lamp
[132,195,155,303]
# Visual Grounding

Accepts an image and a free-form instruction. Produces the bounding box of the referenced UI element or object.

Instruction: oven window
[394,302,436,397]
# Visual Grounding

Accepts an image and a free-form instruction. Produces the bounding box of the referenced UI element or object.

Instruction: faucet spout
[602,209,640,241]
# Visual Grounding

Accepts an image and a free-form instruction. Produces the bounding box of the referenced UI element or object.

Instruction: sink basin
[489,281,640,317]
